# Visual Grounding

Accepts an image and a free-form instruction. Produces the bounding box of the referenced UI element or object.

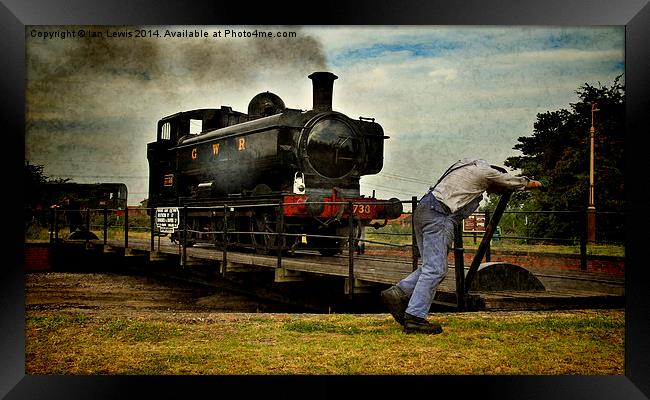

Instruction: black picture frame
[3,0,648,398]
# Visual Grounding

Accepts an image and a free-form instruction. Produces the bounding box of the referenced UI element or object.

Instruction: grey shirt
[431,158,530,214]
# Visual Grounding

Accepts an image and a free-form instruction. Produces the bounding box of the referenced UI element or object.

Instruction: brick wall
[450,249,624,275]
[24,244,51,271]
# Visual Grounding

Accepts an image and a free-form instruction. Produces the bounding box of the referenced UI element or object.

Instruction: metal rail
[42,196,623,303]
[463,192,512,296]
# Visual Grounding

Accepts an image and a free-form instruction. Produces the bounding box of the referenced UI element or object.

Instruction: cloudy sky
[25,26,624,205]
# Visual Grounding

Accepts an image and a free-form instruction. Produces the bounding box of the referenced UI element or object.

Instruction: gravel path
[25,271,299,320]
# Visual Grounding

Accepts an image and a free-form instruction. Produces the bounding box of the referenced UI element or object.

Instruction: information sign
[155,207,179,233]
[463,212,487,233]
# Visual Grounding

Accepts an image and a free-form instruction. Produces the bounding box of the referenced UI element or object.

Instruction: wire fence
[24,195,625,301]
[25,196,624,260]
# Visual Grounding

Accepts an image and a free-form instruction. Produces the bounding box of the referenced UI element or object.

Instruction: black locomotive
[147,72,402,255]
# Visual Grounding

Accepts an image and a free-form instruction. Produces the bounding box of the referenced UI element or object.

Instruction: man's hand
[525,180,543,190]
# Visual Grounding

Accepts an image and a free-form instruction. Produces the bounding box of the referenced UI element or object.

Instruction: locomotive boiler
[147,72,402,255]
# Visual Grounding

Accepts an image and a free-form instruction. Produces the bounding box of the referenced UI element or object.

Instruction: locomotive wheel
[250,211,278,254]
[315,239,342,256]
[310,229,343,256]
[311,223,363,256]
[318,239,341,257]
[170,231,195,247]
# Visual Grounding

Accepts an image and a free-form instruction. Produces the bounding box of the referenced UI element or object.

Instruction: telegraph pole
[587,101,599,242]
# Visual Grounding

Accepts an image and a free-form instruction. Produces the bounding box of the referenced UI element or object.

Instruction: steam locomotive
[147,72,402,255]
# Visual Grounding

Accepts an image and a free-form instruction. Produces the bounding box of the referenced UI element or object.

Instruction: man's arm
[481,163,543,192]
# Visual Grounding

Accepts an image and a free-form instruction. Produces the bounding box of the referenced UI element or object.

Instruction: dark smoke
[25,25,328,203]
[27,26,327,118]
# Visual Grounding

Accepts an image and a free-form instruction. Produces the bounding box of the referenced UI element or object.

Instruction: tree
[24,161,71,225]
[25,162,49,210]
[484,76,625,243]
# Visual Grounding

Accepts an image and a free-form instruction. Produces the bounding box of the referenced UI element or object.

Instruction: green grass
[26,310,624,375]
[97,319,183,342]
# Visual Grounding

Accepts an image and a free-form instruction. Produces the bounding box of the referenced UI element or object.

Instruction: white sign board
[463,212,486,233]
[156,207,179,233]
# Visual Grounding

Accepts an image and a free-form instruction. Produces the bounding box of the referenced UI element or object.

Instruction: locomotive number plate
[352,204,372,215]
[163,174,174,187]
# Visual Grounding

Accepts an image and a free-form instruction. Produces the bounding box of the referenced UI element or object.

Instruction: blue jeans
[396,192,468,318]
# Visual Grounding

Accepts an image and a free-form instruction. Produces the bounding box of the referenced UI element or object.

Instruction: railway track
[34,237,625,312]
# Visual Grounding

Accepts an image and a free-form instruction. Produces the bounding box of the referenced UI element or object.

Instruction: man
[62,197,84,234]
[381,158,543,334]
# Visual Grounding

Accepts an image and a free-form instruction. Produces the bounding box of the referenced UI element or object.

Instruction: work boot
[381,285,409,326]
[403,313,443,335]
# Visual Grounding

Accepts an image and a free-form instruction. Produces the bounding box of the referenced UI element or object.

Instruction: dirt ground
[25,270,621,322]
[25,271,301,320]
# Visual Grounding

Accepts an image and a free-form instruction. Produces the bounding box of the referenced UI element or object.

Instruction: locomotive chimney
[308,72,338,112]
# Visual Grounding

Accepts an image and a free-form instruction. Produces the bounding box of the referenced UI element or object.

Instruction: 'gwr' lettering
[212,143,220,156]
[238,138,246,151]
[191,148,197,160]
